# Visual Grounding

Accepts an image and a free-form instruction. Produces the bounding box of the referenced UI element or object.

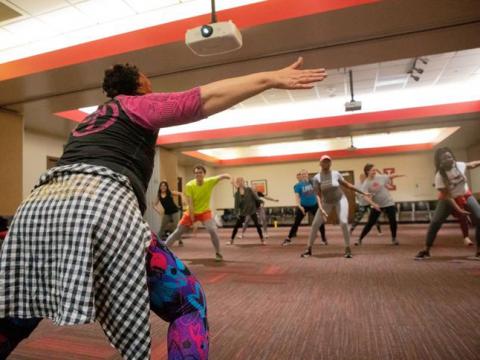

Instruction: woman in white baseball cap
[301,154,370,258]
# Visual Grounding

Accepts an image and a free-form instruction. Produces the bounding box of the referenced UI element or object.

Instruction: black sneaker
[344,247,352,258]
[392,238,399,246]
[414,250,431,260]
[354,239,362,246]
[282,238,292,246]
[300,248,312,258]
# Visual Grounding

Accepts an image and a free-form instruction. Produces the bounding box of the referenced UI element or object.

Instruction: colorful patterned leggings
[0,233,208,360]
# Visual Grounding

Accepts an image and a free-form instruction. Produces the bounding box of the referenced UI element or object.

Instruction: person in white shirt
[301,155,369,259]
[415,147,480,260]
[355,164,404,246]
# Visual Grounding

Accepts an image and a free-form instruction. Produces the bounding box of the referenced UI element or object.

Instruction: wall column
[0,110,23,215]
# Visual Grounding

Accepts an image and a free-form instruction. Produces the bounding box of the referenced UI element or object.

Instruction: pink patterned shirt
[116,87,205,130]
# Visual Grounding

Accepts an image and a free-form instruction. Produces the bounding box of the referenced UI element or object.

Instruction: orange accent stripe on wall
[157,101,480,145]
[0,0,379,81]
[184,144,433,166]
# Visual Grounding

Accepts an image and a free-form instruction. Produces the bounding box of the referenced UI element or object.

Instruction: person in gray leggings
[301,155,370,259]
[415,147,480,260]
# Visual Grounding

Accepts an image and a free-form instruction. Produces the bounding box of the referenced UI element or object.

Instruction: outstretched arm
[217,173,232,181]
[388,174,405,180]
[200,57,327,116]
[172,190,187,205]
[466,160,480,169]
[263,195,279,202]
[339,179,369,196]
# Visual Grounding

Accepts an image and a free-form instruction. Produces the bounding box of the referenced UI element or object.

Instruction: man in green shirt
[166,165,231,261]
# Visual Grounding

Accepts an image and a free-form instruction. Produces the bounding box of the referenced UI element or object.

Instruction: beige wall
[0,110,23,214]
[467,143,480,194]
[211,150,471,210]
[158,148,178,190]
[23,131,65,198]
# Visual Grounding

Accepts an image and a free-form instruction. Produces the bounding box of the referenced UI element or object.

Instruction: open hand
[272,57,327,90]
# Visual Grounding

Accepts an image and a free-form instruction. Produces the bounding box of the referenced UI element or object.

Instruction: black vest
[58,99,158,214]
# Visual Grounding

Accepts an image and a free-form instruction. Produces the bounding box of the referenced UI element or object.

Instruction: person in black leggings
[153,180,183,243]
[355,164,404,246]
[350,173,382,235]
[229,177,264,245]
[282,169,327,246]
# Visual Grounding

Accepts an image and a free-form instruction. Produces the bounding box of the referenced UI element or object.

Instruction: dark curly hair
[102,63,140,98]
[434,147,463,191]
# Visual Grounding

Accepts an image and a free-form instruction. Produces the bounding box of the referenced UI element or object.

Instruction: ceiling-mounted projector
[186,20,242,56]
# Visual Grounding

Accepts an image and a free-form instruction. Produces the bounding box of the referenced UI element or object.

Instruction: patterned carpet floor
[8,224,480,360]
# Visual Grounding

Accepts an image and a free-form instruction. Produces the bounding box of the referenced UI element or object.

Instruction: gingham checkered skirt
[0,164,151,359]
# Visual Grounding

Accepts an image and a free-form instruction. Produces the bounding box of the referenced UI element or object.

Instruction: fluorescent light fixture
[375,75,407,87]
[79,106,98,114]
[195,127,459,160]
[159,76,480,136]
[0,29,20,50]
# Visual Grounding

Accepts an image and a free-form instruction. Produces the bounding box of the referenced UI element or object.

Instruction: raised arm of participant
[339,178,370,196]
[171,190,187,204]
[466,160,480,169]
[217,173,232,181]
[263,195,279,202]
[388,174,405,179]
[200,57,326,116]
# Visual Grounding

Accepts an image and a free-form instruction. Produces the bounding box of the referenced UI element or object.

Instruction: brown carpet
[9,224,480,359]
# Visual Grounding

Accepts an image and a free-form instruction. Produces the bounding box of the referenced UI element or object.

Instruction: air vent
[0,2,22,23]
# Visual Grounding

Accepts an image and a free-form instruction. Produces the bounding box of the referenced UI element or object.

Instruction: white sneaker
[464,237,473,246]
[226,240,234,246]
[238,234,243,239]
[265,234,269,239]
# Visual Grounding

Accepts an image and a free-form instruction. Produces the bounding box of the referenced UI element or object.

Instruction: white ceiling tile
[378,64,409,77]
[374,83,404,92]
[289,88,318,101]
[38,6,95,32]
[3,17,58,42]
[8,0,68,15]
[123,0,179,13]
[354,79,375,90]
[75,0,135,22]
[447,54,480,67]
[380,58,412,67]
[241,94,268,107]
[349,69,376,81]
[350,63,378,71]
[442,65,478,77]
[456,47,480,56]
